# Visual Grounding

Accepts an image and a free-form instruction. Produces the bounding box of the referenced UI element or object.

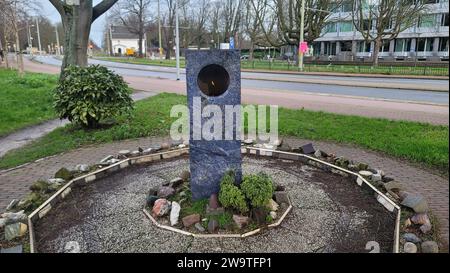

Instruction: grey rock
[180,170,190,182]
[157,186,175,199]
[194,223,206,232]
[300,143,315,154]
[130,150,141,157]
[64,241,80,253]
[277,143,292,152]
[269,211,278,220]
[100,155,114,163]
[48,178,65,185]
[75,164,89,172]
[421,241,439,253]
[5,223,27,241]
[314,150,327,158]
[232,215,250,229]
[401,194,429,213]
[420,223,432,234]
[411,213,430,225]
[335,157,350,168]
[208,219,219,233]
[356,162,368,171]
[0,218,6,229]
[274,191,289,204]
[359,170,373,178]
[267,199,279,212]
[403,233,422,244]
[0,244,23,253]
[169,177,184,188]
[118,150,131,156]
[6,199,19,211]
[383,181,403,192]
[1,210,27,224]
[371,173,382,182]
[142,148,154,155]
[404,242,417,253]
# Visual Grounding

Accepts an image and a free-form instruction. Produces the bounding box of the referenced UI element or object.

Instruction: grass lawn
[95,56,449,77]
[0,69,58,137]
[0,93,448,174]
[97,57,186,68]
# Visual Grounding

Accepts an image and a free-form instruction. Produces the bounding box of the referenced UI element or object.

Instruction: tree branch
[49,0,65,16]
[92,0,119,22]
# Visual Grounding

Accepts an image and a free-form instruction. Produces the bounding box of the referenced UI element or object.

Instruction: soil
[33,155,395,253]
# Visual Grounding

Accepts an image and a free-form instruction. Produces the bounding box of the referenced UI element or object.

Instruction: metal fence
[240,60,449,76]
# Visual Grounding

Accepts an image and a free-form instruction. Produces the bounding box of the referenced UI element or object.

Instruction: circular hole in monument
[197,64,230,97]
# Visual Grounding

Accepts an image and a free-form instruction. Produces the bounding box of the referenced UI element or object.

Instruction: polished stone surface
[186,50,242,200]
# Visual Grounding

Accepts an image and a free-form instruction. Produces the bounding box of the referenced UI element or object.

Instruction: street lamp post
[55,25,61,56]
[35,17,42,54]
[299,0,305,71]
[175,0,180,81]
[158,0,163,63]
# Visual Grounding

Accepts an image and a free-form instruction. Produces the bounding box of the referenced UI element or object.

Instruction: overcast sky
[40,0,107,46]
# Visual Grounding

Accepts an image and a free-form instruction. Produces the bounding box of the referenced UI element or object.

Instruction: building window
[339,21,353,32]
[324,22,337,33]
[341,1,353,12]
[380,40,390,52]
[362,19,372,31]
[439,37,449,52]
[419,15,436,28]
[340,41,353,52]
[324,42,337,55]
[441,13,449,26]
[395,39,412,52]
[357,41,371,52]
[417,38,434,52]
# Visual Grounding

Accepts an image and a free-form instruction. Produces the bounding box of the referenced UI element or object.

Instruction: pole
[55,25,60,56]
[109,24,113,56]
[26,21,31,53]
[35,17,42,55]
[158,0,163,63]
[175,0,180,81]
[299,0,305,71]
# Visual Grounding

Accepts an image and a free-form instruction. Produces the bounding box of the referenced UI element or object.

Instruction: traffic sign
[230,37,235,49]
[299,42,308,54]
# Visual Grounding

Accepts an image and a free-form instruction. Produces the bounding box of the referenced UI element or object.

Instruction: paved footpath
[0,136,447,251]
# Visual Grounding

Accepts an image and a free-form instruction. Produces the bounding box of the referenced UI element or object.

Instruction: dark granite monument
[186,50,242,200]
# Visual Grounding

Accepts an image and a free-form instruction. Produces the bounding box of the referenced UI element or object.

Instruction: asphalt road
[35,55,449,105]
[23,55,449,125]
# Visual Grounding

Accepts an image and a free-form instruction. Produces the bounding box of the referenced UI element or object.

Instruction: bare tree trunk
[12,11,24,77]
[49,0,119,77]
[60,5,93,71]
[249,41,255,61]
[2,28,9,69]
[373,37,381,67]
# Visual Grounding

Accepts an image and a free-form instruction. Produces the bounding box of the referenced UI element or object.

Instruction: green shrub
[241,173,274,208]
[54,65,133,128]
[219,172,248,213]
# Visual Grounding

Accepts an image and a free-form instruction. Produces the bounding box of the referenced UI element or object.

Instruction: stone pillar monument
[186,50,242,201]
